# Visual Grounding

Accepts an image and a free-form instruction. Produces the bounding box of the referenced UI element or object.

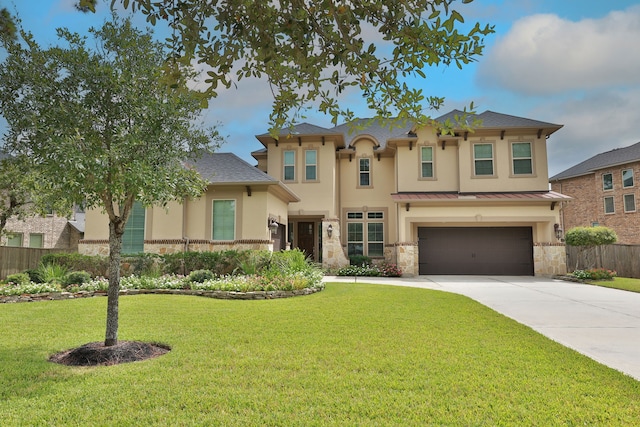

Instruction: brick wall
[2,215,80,250]
[552,161,640,244]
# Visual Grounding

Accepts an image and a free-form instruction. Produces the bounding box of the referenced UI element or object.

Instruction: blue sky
[5,0,640,176]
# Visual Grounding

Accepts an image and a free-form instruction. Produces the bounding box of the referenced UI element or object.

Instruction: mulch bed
[49,341,171,366]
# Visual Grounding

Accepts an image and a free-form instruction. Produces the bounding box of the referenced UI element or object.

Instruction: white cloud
[541,89,640,176]
[478,6,640,94]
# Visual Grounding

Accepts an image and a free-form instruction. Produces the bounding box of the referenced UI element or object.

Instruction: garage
[418,227,534,275]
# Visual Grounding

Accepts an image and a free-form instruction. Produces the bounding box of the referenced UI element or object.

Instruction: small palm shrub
[37,263,69,284]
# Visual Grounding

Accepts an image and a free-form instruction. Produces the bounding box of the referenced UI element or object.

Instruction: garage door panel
[418,227,533,275]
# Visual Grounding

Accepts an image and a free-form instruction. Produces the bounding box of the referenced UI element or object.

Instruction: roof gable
[550,141,640,181]
[185,152,278,184]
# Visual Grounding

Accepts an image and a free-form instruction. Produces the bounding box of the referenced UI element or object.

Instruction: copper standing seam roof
[390,191,572,202]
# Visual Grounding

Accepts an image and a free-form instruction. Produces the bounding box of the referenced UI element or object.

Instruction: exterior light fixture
[268,219,279,234]
[554,223,563,240]
[327,224,333,238]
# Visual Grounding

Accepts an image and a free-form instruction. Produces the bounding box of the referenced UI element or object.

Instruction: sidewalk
[324,275,640,381]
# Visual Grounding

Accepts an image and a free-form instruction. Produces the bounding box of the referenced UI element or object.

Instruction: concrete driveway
[324,275,640,381]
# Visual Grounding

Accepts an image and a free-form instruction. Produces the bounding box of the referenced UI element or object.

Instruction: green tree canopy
[103,0,493,133]
[0,15,219,346]
[565,226,618,247]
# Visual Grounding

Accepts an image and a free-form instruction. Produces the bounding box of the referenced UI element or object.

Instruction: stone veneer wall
[534,243,567,276]
[389,242,419,277]
[79,239,273,256]
[321,219,350,271]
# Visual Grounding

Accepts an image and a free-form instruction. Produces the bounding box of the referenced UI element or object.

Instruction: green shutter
[122,202,145,254]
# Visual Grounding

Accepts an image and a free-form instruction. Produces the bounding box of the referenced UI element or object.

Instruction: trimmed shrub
[6,272,30,286]
[565,226,618,247]
[349,255,372,266]
[62,271,92,287]
[24,269,44,284]
[186,269,215,283]
[40,253,108,277]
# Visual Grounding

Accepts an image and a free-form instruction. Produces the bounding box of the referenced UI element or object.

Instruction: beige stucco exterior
[81,111,569,276]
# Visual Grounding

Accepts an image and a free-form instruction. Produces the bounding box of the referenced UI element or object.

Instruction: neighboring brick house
[550,141,640,244]
[2,211,84,250]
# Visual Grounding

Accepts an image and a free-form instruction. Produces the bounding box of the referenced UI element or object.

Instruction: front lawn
[1,283,638,425]
[591,277,640,293]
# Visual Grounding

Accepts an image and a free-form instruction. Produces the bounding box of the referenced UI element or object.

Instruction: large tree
[0,153,33,237]
[0,15,218,346]
[96,0,494,132]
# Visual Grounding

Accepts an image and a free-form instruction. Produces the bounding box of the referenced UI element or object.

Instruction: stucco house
[80,109,570,276]
[550,141,640,244]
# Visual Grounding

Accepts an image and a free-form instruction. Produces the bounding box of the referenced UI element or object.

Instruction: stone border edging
[0,286,324,304]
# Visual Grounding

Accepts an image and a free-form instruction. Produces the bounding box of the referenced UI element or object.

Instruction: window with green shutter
[212,200,235,241]
[122,201,145,254]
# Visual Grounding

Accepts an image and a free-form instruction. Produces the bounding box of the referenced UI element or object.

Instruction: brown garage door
[418,227,533,275]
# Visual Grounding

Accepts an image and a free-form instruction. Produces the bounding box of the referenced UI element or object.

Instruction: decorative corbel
[500,130,505,140]
[406,203,410,212]
[246,186,252,197]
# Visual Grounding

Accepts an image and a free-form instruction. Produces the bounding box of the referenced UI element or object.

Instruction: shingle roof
[184,152,278,184]
[550,141,640,181]
[256,122,336,139]
[331,118,415,149]
[434,109,562,130]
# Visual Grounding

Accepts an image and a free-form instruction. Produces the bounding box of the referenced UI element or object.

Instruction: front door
[298,222,315,259]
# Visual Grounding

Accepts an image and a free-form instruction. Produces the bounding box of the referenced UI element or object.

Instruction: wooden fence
[0,247,66,279]
[566,244,640,278]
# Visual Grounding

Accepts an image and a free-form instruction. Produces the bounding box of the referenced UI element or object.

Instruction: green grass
[1,283,639,425]
[591,277,640,293]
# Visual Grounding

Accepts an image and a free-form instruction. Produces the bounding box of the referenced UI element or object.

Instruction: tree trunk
[104,221,124,347]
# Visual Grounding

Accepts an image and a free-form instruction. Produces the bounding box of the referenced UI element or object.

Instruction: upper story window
[212,199,235,241]
[359,158,371,186]
[473,143,494,176]
[420,146,434,178]
[283,150,295,181]
[305,150,317,181]
[623,169,634,188]
[602,173,613,191]
[512,142,533,175]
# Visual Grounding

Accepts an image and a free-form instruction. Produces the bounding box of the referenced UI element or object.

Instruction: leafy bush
[6,272,30,286]
[349,255,372,266]
[573,268,617,281]
[62,271,92,287]
[379,263,402,277]
[565,226,618,247]
[40,252,109,277]
[24,269,44,284]
[186,269,215,283]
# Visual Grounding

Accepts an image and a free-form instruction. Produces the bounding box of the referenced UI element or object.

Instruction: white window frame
[602,173,613,191]
[473,143,494,176]
[420,146,434,179]
[358,158,371,187]
[304,149,318,181]
[346,211,384,257]
[511,142,533,175]
[624,194,636,213]
[283,150,296,182]
[622,169,634,188]
[604,196,615,214]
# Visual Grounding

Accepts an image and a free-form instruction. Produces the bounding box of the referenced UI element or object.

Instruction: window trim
[283,150,296,182]
[602,173,613,191]
[472,142,495,177]
[5,232,23,247]
[345,210,385,258]
[212,199,236,241]
[419,145,435,180]
[304,149,318,182]
[622,169,634,189]
[623,193,636,213]
[604,196,615,214]
[357,157,372,188]
[510,141,534,176]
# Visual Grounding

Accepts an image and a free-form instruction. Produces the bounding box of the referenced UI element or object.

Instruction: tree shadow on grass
[49,341,171,366]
